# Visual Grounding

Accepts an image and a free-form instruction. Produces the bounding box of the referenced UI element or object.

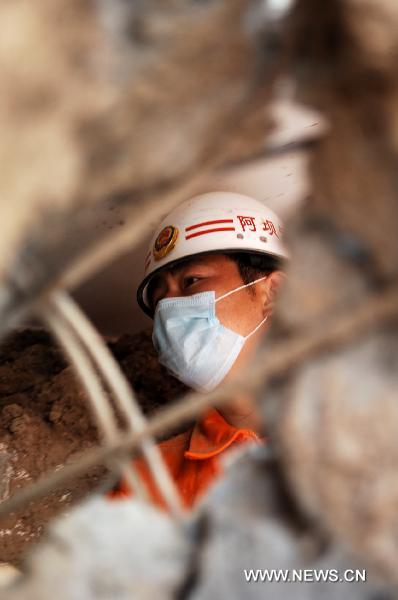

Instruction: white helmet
[137,191,288,316]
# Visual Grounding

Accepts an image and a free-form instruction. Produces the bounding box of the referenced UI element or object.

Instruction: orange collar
[184,407,264,460]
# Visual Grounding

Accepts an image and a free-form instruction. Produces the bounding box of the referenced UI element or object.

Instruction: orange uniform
[109,407,265,510]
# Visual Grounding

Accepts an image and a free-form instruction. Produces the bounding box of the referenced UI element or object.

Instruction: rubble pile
[0,329,186,563]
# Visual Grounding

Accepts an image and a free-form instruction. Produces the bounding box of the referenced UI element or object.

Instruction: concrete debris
[279,333,398,581]
[0,0,274,336]
[0,447,394,599]
[0,498,191,600]
[187,446,393,599]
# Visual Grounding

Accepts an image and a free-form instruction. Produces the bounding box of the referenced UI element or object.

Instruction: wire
[46,290,184,520]
[39,301,150,503]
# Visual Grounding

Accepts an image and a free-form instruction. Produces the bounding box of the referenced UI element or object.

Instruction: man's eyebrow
[171,258,213,274]
[159,260,201,279]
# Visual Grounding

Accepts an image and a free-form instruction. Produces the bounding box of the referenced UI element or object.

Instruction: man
[110,191,288,509]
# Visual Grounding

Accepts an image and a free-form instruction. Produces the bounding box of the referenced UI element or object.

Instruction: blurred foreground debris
[0,0,275,335]
[272,0,398,583]
[0,448,394,599]
[1,498,191,599]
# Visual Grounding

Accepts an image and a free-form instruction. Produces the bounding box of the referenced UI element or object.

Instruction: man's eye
[183,276,200,289]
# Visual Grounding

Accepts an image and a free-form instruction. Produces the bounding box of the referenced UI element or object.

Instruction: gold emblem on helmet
[153,225,179,261]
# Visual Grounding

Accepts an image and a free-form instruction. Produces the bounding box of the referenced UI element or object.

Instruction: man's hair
[227,252,281,294]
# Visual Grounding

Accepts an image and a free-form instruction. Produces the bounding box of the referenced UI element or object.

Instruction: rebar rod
[48,290,184,519]
[39,303,150,503]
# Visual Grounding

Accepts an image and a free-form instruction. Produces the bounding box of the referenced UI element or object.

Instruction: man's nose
[163,281,181,299]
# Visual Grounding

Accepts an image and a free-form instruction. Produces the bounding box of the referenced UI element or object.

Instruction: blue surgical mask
[152,277,268,392]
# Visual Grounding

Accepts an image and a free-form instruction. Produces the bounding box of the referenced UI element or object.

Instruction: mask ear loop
[245,314,268,340]
[215,276,270,339]
[215,275,269,303]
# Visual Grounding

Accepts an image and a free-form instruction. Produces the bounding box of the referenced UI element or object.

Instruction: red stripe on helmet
[185,227,235,240]
[185,219,233,232]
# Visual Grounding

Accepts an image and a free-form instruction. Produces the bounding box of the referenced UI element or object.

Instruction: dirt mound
[0,328,187,564]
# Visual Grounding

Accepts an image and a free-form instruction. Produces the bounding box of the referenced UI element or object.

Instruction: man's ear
[262,270,285,315]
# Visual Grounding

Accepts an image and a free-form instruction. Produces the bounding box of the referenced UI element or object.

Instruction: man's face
[148,253,276,383]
